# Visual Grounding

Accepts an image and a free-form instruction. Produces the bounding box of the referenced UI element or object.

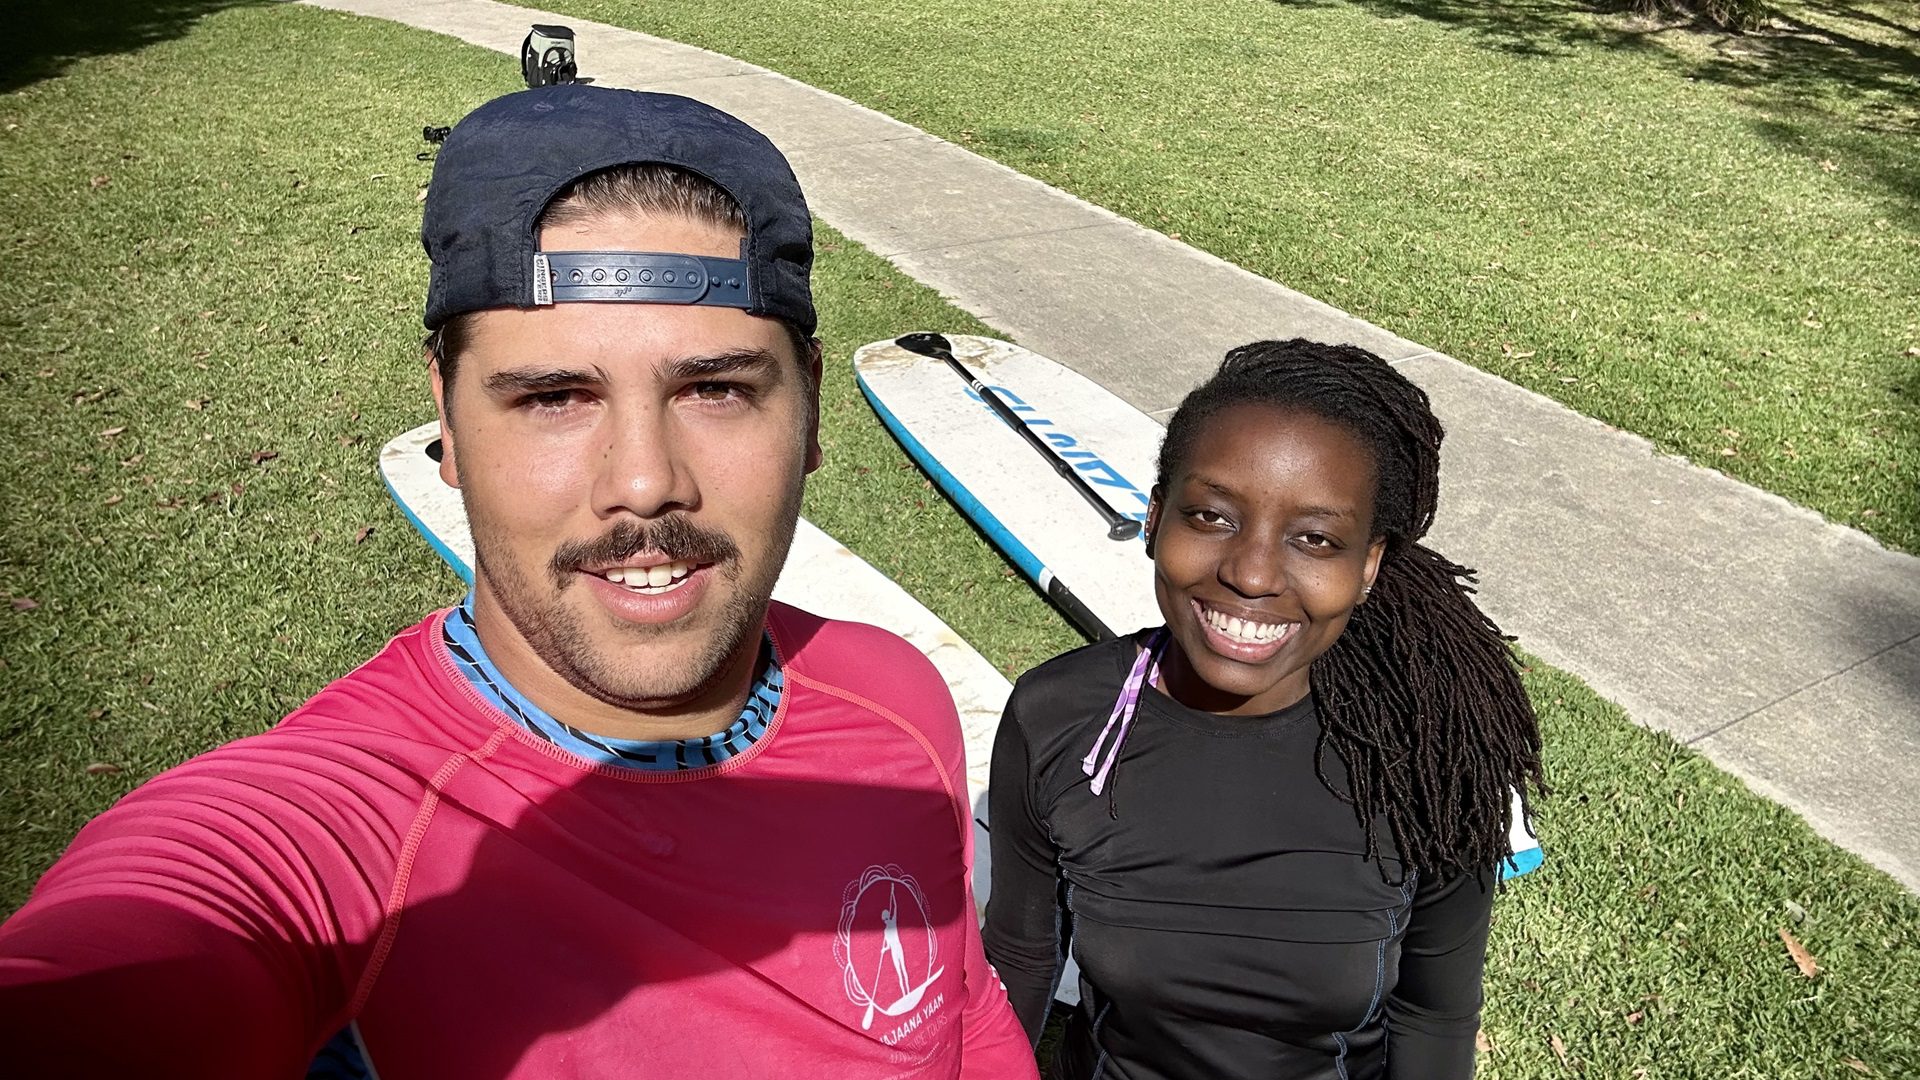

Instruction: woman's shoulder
[1006,633,1145,734]
[1012,633,1140,693]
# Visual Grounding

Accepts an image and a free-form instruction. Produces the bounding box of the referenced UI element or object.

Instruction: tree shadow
[1272,0,1673,58]
[1270,0,1920,217]
[0,0,271,95]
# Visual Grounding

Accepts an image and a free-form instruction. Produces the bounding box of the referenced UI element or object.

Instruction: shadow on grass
[1272,0,1920,218]
[0,0,270,95]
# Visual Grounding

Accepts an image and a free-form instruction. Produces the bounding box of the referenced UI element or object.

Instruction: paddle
[895,333,1143,543]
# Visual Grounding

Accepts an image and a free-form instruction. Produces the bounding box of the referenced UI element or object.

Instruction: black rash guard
[983,635,1495,1080]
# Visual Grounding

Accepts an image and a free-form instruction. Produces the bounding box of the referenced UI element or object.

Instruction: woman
[983,339,1545,1079]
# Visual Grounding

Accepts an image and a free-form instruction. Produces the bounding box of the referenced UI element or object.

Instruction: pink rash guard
[0,602,1036,1080]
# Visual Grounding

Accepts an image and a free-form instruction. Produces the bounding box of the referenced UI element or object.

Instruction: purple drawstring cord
[1081,629,1167,798]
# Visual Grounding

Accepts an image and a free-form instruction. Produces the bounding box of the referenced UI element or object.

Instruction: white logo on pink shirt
[835,864,946,1040]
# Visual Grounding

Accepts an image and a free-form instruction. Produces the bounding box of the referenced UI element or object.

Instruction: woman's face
[1149,403,1388,715]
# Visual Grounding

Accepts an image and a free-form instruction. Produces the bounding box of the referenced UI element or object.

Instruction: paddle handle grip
[1041,569,1116,642]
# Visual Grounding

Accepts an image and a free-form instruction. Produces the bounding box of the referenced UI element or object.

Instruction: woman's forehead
[1176,405,1377,504]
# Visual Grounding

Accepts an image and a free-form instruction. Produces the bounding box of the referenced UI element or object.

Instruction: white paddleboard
[377,421,1013,899]
[854,334,1542,878]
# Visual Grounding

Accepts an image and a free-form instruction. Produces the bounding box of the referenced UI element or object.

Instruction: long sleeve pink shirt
[0,602,1036,1079]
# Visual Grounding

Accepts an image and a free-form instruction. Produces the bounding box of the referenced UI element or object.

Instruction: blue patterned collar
[441,596,781,770]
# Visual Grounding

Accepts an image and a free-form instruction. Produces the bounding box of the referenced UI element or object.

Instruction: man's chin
[551,618,764,713]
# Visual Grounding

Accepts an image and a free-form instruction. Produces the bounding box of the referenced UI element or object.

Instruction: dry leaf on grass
[1550,1033,1574,1070]
[1475,1029,1494,1053]
[251,449,279,466]
[10,597,40,611]
[1845,1057,1873,1074]
[85,762,123,776]
[1779,927,1820,978]
[354,526,375,545]
[98,425,127,439]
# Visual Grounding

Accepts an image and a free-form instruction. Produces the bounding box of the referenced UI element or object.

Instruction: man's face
[432,211,822,722]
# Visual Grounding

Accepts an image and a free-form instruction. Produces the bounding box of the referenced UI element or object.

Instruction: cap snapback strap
[532,250,752,310]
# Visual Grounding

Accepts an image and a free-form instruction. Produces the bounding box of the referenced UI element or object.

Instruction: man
[0,85,1035,1079]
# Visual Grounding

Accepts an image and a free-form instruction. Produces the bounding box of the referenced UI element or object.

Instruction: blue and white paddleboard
[378,420,1014,902]
[853,335,1542,878]
[856,335,1162,642]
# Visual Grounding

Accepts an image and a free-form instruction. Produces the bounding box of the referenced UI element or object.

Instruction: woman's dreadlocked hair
[1156,338,1545,882]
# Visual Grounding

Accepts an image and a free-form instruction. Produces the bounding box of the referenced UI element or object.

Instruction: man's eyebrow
[663,348,786,383]
[483,367,604,395]
[481,350,784,396]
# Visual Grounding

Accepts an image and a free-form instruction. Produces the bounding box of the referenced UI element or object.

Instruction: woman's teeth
[1203,606,1294,644]
[601,561,696,593]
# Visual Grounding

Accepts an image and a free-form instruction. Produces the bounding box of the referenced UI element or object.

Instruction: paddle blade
[894,332,957,361]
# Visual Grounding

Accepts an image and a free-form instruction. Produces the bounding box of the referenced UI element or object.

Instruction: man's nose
[590,405,698,520]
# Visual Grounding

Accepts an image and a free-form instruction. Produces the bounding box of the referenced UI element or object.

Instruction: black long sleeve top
[982,636,1495,1080]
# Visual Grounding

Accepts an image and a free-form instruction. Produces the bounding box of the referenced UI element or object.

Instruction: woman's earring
[1360,584,1373,601]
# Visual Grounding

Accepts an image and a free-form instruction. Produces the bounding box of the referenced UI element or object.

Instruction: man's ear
[803,336,825,474]
[1143,486,1164,559]
[428,350,459,490]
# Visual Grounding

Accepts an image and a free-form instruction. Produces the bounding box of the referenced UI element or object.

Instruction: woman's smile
[1150,403,1386,716]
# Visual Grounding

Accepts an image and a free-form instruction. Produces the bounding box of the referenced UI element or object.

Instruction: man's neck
[467,596,764,744]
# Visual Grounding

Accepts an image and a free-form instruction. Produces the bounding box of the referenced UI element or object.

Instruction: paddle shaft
[901,337,1141,541]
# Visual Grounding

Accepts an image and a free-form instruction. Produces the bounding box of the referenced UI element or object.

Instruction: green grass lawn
[1,3,1916,1076]
[541,0,1920,555]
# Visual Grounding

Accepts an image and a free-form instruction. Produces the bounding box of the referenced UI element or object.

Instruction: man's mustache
[549,517,741,584]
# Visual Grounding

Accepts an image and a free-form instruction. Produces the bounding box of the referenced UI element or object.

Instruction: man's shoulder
[767,602,943,696]
[766,603,965,755]
[21,614,486,943]
[75,612,486,857]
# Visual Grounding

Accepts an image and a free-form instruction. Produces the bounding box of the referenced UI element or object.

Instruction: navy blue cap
[421,85,815,335]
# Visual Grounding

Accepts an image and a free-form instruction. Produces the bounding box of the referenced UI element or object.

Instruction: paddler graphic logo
[834,864,945,1031]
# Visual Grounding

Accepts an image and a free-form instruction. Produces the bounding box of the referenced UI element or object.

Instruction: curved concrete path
[305,0,1920,891]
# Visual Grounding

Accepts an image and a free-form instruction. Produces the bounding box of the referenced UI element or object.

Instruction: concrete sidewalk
[307,0,1920,890]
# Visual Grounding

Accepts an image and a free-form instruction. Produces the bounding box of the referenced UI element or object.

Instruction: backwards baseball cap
[421,84,815,336]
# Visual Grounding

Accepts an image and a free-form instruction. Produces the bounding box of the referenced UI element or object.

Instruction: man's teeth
[601,561,696,592]
[1203,606,1294,644]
